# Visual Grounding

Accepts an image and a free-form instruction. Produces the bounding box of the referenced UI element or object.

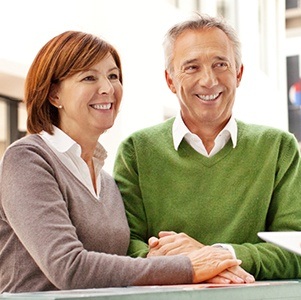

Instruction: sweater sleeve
[232,134,301,279]
[113,137,150,258]
[0,142,193,290]
[114,127,301,281]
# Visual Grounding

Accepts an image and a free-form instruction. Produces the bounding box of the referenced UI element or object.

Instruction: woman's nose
[98,78,114,95]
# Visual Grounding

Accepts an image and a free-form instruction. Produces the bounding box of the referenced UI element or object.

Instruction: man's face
[166,27,243,133]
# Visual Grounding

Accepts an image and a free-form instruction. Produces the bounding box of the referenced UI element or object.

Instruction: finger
[149,242,179,256]
[205,275,231,284]
[225,266,255,283]
[215,270,245,284]
[147,248,159,257]
[191,258,242,283]
[158,231,177,238]
[218,259,242,272]
[154,237,192,255]
[152,233,204,256]
[148,236,159,248]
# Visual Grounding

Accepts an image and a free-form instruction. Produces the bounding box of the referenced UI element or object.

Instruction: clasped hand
[147,231,255,284]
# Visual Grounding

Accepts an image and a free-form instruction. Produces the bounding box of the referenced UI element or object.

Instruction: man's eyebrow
[180,56,231,70]
[215,55,229,61]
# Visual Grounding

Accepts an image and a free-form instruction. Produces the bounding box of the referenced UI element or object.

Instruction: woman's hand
[148,231,255,284]
[186,246,243,283]
[205,265,255,284]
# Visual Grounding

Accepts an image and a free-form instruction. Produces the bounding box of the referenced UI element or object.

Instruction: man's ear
[165,70,177,94]
[48,83,61,108]
[236,64,244,87]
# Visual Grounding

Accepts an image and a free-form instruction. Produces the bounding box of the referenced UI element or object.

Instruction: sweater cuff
[212,243,237,259]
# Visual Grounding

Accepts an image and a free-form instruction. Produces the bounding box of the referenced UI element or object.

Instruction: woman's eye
[83,75,96,81]
[108,73,120,80]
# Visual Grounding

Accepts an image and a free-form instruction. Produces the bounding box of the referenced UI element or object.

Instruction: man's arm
[233,134,301,279]
[113,138,149,257]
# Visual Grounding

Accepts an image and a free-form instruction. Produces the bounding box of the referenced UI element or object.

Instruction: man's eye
[214,62,229,70]
[184,65,198,73]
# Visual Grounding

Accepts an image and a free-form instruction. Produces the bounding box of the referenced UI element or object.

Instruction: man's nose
[198,68,218,88]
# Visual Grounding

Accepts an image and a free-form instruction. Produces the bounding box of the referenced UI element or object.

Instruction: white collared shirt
[173,113,237,156]
[40,126,107,200]
[172,113,237,257]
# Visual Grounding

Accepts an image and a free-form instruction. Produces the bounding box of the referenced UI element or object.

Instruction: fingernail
[245,275,255,283]
[235,277,244,283]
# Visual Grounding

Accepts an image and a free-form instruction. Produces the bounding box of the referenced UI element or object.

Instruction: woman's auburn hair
[25,30,122,134]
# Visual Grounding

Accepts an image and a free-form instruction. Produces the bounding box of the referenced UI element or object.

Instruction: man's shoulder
[237,119,293,137]
[118,118,175,153]
[236,120,297,149]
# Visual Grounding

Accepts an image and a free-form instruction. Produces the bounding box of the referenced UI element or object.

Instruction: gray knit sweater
[0,135,192,293]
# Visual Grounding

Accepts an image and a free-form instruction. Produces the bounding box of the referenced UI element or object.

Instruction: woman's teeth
[91,103,112,110]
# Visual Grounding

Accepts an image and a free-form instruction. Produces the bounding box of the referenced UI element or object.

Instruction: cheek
[181,72,200,84]
[114,84,123,101]
[177,76,197,95]
[114,85,123,104]
[172,74,187,90]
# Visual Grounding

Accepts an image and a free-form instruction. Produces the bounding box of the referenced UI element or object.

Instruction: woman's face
[51,53,123,141]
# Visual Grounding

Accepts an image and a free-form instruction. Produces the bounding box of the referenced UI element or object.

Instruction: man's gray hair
[163,13,242,74]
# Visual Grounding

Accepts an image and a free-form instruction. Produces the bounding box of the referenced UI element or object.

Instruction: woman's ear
[165,70,177,94]
[48,83,61,108]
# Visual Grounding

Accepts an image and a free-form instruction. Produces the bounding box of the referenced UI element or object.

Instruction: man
[113,13,301,281]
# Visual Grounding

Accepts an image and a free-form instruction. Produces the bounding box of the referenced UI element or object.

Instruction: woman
[0,31,241,293]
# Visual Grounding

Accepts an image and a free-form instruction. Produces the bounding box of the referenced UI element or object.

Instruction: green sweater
[113,118,301,280]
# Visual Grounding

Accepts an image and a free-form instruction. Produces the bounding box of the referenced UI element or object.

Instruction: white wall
[234,0,288,130]
[0,0,288,173]
[0,0,189,172]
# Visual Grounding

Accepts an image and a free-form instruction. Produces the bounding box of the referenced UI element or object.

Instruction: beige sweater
[0,135,192,293]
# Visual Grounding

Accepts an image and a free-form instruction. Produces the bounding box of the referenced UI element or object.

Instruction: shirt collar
[172,113,237,150]
[40,126,107,164]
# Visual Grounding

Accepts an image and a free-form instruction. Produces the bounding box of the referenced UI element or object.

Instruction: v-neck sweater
[0,134,192,293]
[114,118,301,280]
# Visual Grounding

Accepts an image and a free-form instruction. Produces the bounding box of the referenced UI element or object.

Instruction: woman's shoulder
[2,134,52,164]
[7,134,45,148]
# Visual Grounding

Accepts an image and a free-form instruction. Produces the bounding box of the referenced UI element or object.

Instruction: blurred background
[0,0,300,173]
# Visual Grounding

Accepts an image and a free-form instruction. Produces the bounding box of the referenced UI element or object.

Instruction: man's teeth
[197,93,219,101]
[91,103,112,110]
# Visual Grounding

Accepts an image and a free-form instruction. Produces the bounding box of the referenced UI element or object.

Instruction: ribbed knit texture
[114,118,301,280]
[0,134,192,293]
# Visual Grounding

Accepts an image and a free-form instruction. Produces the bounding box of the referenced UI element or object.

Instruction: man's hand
[148,231,204,256]
[147,231,255,284]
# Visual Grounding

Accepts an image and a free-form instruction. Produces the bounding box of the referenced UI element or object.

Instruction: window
[0,95,26,158]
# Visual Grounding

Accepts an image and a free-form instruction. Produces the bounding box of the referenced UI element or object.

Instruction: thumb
[148,236,159,248]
